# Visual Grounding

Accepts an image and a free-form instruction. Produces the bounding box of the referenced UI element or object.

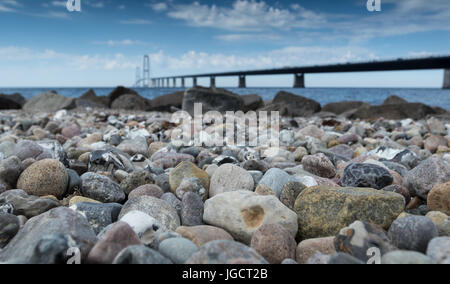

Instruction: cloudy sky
[0,0,449,87]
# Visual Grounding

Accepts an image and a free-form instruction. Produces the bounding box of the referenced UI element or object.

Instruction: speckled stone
[294,186,405,239]
[279,181,306,211]
[341,163,393,190]
[250,224,296,264]
[382,250,435,264]
[426,237,450,264]
[16,159,68,199]
[181,192,204,226]
[302,153,336,178]
[81,172,125,203]
[128,184,164,199]
[210,164,254,197]
[427,182,450,215]
[113,245,172,264]
[120,170,155,195]
[169,161,210,194]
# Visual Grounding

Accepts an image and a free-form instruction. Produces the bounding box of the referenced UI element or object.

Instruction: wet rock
[81,172,125,203]
[203,190,298,244]
[120,170,155,195]
[294,186,405,239]
[181,192,204,226]
[186,240,268,264]
[388,216,439,253]
[210,164,254,197]
[0,189,60,218]
[341,163,393,190]
[158,238,199,264]
[119,196,180,232]
[404,157,450,199]
[250,224,296,264]
[87,221,141,264]
[16,159,68,199]
[70,202,122,234]
[296,237,336,264]
[0,207,97,263]
[175,225,234,248]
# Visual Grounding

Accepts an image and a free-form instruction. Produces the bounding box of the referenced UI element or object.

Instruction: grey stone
[181,192,204,226]
[161,192,182,217]
[382,250,435,264]
[81,172,125,203]
[0,189,60,218]
[70,202,122,234]
[341,163,393,190]
[210,164,254,197]
[158,237,199,264]
[113,245,172,264]
[258,168,297,197]
[426,237,450,264]
[23,92,75,113]
[0,213,20,248]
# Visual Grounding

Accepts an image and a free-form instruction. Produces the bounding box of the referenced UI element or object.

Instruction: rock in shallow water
[294,186,405,239]
[203,190,298,244]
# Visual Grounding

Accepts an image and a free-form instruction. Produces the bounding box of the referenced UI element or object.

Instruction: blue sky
[0,0,449,87]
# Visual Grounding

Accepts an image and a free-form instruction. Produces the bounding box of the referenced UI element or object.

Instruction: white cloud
[167,0,325,31]
[0,0,22,12]
[150,2,168,12]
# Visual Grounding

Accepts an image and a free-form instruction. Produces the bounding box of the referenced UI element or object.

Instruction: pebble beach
[0,86,449,264]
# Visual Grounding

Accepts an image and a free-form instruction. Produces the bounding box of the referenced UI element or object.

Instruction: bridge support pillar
[210,76,216,88]
[239,75,246,88]
[444,69,450,89]
[173,78,176,88]
[166,78,169,88]
[293,73,305,88]
[181,78,185,88]
[193,77,198,87]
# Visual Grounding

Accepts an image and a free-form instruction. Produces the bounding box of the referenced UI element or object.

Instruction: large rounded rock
[111,94,150,111]
[427,182,450,215]
[128,184,164,200]
[23,92,75,113]
[209,164,254,197]
[294,186,405,239]
[119,196,180,232]
[186,240,268,264]
[175,225,234,248]
[203,190,298,244]
[81,172,125,203]
[0,207,97,263]
[404,157,450,199]
[341,163,393,190]
[169,161,209,194]
[250,224,296,264]
[388,216,439,253]
[16,159,68,199]
[182,87,245,116]
[261,91,321,117]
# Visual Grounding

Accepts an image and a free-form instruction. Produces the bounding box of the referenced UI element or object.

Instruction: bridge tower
[444,69,450,89]
[239,75,246,88]
[143,55,150,87]
[293,73,305,88]
[135,67,141,87]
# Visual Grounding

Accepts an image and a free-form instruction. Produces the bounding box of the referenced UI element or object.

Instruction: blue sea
[1,87,449,110]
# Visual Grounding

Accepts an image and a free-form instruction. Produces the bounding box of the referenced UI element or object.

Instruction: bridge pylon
[143,55,150,87]
[444,69,450,89]
[293,73,305,88]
